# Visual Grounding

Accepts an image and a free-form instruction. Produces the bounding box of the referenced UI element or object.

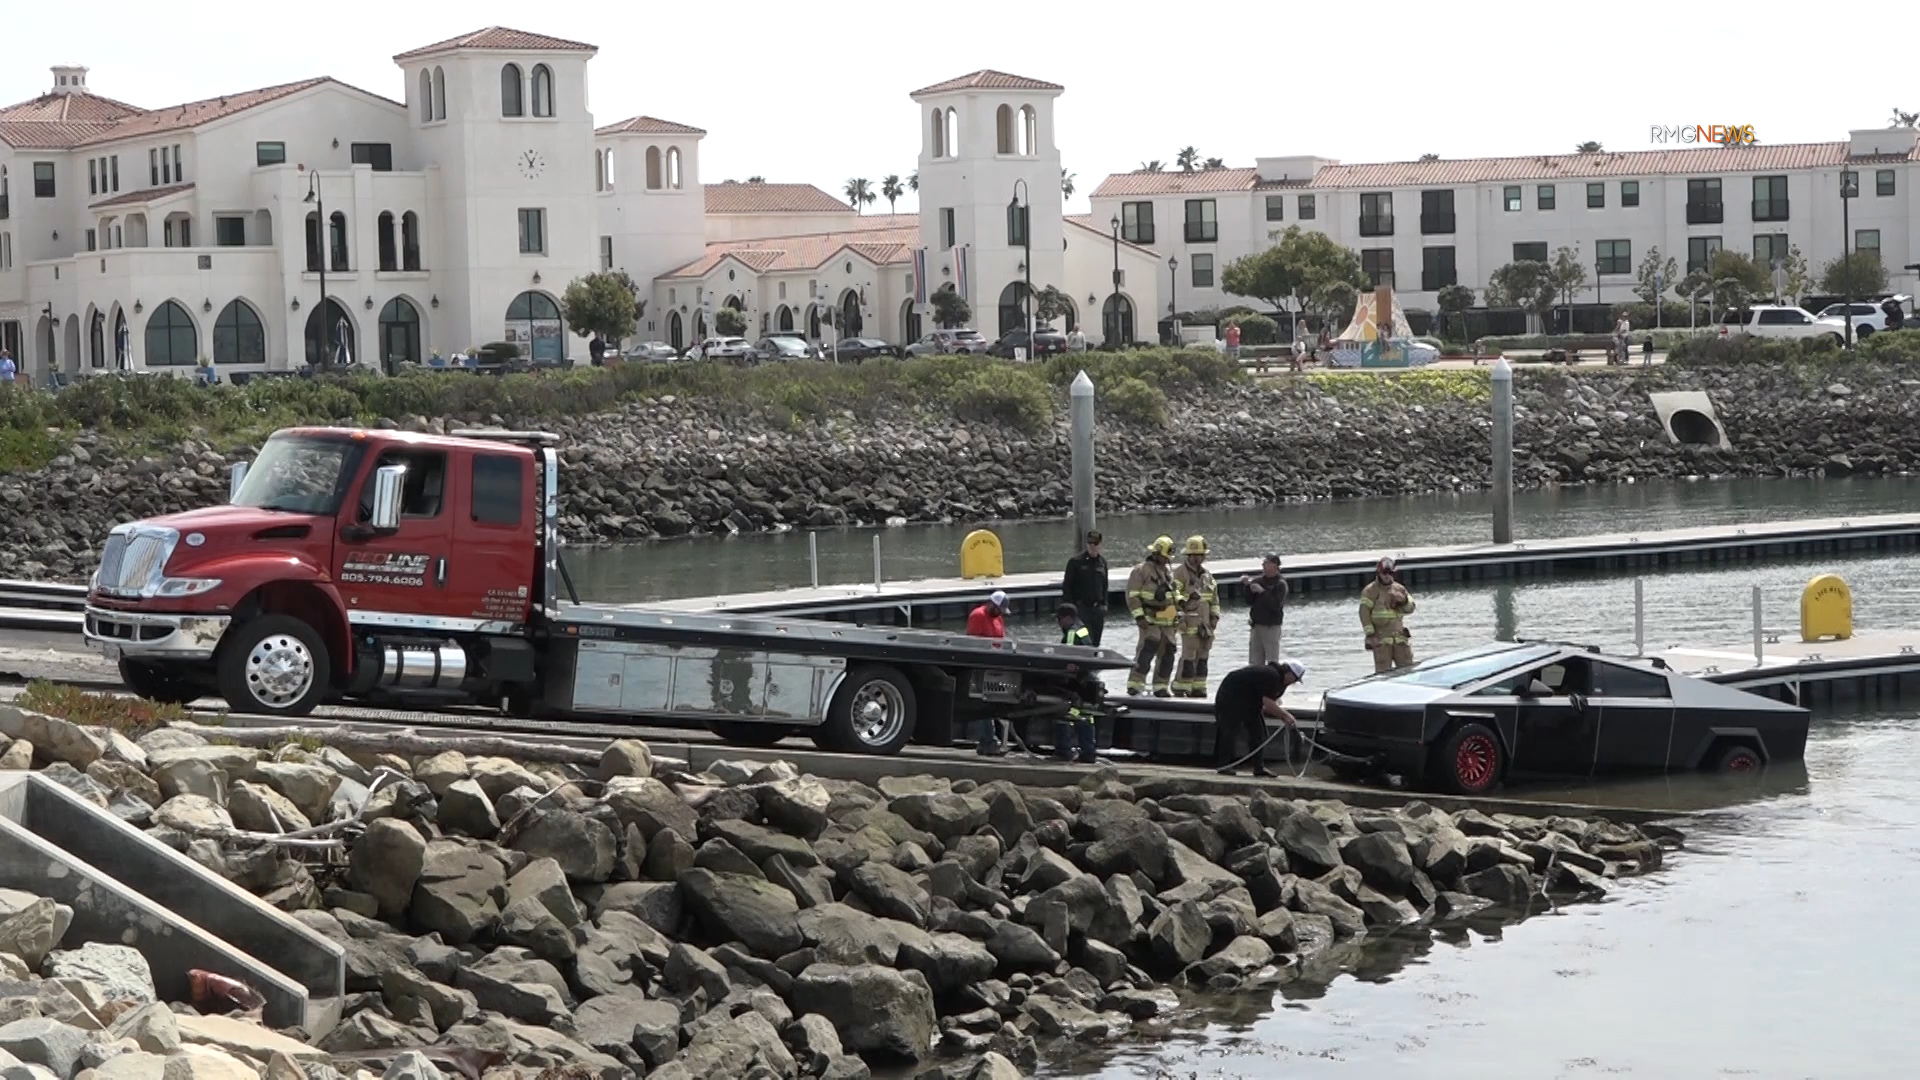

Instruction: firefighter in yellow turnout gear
[1126,536,1182,697]
[1360,556,1417,672]
[1171,535,1220,697]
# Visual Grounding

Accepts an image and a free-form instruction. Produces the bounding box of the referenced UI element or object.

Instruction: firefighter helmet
[1183,535,1209,557]
[1148,536,1175,558]
[1377,556,1397,574]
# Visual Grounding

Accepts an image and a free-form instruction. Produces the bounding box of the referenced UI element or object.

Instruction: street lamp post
[1009,180,1032,350]
[1840,170,1858,348]
[303,170,330,369]
[1168,255,1179,345]
[1108,214,1122,347]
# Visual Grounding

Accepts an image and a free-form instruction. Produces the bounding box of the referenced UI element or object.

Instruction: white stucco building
[1090,132,1920,320]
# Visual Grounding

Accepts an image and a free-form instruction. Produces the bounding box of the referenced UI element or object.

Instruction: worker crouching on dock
[1360,557,1416,672]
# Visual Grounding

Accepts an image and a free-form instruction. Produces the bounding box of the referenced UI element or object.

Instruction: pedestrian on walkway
[1244,553,1289,666]
[0,350,15,385]
[1060,530,1109,646]
[1214,659,1305,777]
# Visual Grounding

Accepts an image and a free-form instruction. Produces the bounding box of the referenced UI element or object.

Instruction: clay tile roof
[596,115,707,136]
[0,120,118,149]
[1090,167,1260,198]
[71,78,335,148]
[0,90,144,124]
[912,70,1063,95]
[1308,142,1886,188]
[89,181,194,209]
[663,223,921,279]
[703,182,853,214]
[393,26,597,62]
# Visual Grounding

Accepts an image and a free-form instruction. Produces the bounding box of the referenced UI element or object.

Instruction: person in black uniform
[1213,659,1305,777]
[1060,531,1109,646]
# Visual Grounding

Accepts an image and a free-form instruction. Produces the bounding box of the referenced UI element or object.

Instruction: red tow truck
[81,427,1130,754]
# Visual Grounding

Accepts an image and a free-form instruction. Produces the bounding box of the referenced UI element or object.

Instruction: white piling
[808,532,819,590]
[1070,370,1096,551]
[1633,579,1645,656]
[1752,585,1764,666]
[873,534,883,592]
[1491,356,1514,545]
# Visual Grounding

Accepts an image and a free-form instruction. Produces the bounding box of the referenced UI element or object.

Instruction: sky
[6,0,1914,217]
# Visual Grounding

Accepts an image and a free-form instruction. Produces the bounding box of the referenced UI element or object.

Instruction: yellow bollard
[959,529,1004,579]
[1799,574,1853,642]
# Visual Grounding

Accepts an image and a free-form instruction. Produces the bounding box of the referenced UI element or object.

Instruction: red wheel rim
[1455,733,1497,790]
[1728,752,1757,772]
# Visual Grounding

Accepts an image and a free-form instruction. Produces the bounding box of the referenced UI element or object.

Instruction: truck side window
[357,450,447,520]
[472,454,524,526]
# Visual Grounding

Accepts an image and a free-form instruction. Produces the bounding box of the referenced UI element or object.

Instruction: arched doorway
[997,282,1031,337]
[113,310,129,370]
[37,315,57,378]
[379,297,422,372]
[807,305,821,340]
[1102,294,1135,346]
[668,311,684,351]
[303,299,356,367]
[900,300,922,344]
[505,291,563,364]
[88,310,105,369]
[776,305,794,333]
[64,315,82,373]
[839,289,863,336]
[693,311,707,340]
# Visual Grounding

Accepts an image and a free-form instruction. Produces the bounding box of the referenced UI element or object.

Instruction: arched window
[777,305,793,332]
[1019,106,1036,156]
[214,300,266,365]
[901,300,922,344]
[530,65,554,118]
[603,149,615,190]
[645,146,662,190]
[379,297,422,372]
[303,212,321,271]
[693,311,707,339]
[401,211,421,271]
[377,211,397,272]
[113,309,128,369]
[431,67,445,120]
[996,105,1014,154]
[88,311,105,369]
[997,281,1032,336]
[144,301,197,367]
[839,290,864,336]
[418,70,432,122]
[328,211,349,271]
[501,64,524,118]
[1102,294,1135,346]
[944,108,957,157]
[931,109,945,158]
[303,299,354,367]
[594,150,604,192]
[807,305,821,340]
[505,291,564,363]
[667,147,682,189]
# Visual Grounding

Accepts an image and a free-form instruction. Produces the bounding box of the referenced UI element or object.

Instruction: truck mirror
[228,461,250,503]
[369,465,407,532]
[1523,678,1553,698]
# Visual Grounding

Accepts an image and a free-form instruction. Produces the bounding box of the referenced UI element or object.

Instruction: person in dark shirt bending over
[1213,659,1305,777]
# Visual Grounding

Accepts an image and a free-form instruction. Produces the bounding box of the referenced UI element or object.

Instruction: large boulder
[1272,808,1344,872]
[510,808,618,884]
[605,777,699,840]
[887,793,988,842]
[845,861,931,927]
[348,818,428,920]
[44,942,155,1005]
[1145,900,1209,972]
[706,818,819,868]
[410,842,506,944]
[792,963,937,1062]
[253,761,342,821]
[678,868,803,956]
[1341,831,1419,895]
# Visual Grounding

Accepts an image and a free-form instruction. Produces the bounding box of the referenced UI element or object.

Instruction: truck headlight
[154,577,222,597]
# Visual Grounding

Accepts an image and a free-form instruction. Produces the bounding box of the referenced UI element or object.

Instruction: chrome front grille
[98,534,127,588]
[95,527,177,597]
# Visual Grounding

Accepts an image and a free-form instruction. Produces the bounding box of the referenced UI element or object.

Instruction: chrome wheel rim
[850,679,906,747]
[245,633,315,708]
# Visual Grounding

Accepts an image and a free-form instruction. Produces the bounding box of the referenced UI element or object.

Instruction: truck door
[336,446,461,622]
[443,450,536,628]
[1508,657,1601,776]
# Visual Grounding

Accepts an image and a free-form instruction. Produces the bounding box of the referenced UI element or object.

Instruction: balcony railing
[1420,211,1455,235]
[1359,214,1395,237]
[1752,199,1790,222]
[1686,200,1724,225]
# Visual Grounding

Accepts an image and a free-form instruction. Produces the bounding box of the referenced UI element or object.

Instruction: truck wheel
[117,658,203,706]
[1434,721,1503,795]
[704,720,794,747]
[816,665,917,755]
[1712,743,1763,773]
[217,615,330,717]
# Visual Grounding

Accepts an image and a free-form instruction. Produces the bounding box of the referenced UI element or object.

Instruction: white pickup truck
[1718,305,1851,343]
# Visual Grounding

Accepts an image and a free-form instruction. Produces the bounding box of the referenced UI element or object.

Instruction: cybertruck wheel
[1434,722,1504,796]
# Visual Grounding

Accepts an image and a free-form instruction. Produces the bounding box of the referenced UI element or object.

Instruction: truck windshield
[232,435,359,515]
[1391,643,1558,689]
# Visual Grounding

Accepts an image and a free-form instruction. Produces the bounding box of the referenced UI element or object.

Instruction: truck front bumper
[83,606,230,662]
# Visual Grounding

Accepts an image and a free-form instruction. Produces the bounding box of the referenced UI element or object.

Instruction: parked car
[1315,640,1811,795]
[1813,295,1912,337]
[619,341,682,364]
[987,328,1068,359]
[1719,305,1849,343]
[905,329,990,357]
[831,337,902,362]
[752,336,821,362]
[689,337,753,363]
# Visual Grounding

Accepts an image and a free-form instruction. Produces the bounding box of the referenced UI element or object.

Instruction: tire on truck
[814,664,917,755]
[216,615,332,717]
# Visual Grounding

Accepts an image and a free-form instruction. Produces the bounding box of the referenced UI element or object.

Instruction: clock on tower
[517,149,547,179]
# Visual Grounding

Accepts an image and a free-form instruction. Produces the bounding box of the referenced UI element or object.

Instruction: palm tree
[1202,157,1225,170]
[881,174,905,214]
[1060,168,1076,199]
[1576,140,1603,153]
[1418,153,1440,162]
[908,169,919,192]
[1176,147,1200,172]
[844,177,875,214]
[746,175,765,183]
[1139,160,1164,172]
[1892,108,1920,128]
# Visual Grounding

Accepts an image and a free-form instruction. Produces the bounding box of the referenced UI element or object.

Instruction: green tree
[880,174,905,214]
[844,177,875,214]
[1176,147,1200,172]
[745,175,765,183]
[931,287,972,329]
[1576,140,1603,152]
[1634,247,1679,304]
[1819,252,1889,297]
[1418,152,1440,162]
[1310,281,1359,331]
[1033,286,1073,327]
[1550,245,1589,308]
[1202,157,1225,170]
[1891,108,1919,128]
[1779,245,1812,304]
[559,272,638,345]
[1220,226,1369,309]
[1484,260,1557,328]
[1704,249,1771,315]
[1060,168,1076,199]
[907,170,918,192]
[1436,283,1476,341]
[1139,160,1164,172]
[714,306,747,337]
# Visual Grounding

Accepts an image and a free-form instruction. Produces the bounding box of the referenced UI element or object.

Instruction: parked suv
[1814,295,1912,337]
[1719,306,1849,343]
[690,336,753,363]
[987,328,1069,360]
[905,329,990,357]
[752,336,821,362]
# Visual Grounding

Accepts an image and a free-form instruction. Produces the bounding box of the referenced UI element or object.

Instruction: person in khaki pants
[1359,556,1416,672]
[1244,553,1288,666]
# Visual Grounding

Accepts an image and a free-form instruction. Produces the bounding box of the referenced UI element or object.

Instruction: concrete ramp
[1648,390,1732,450]
[0,772,343,1032]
